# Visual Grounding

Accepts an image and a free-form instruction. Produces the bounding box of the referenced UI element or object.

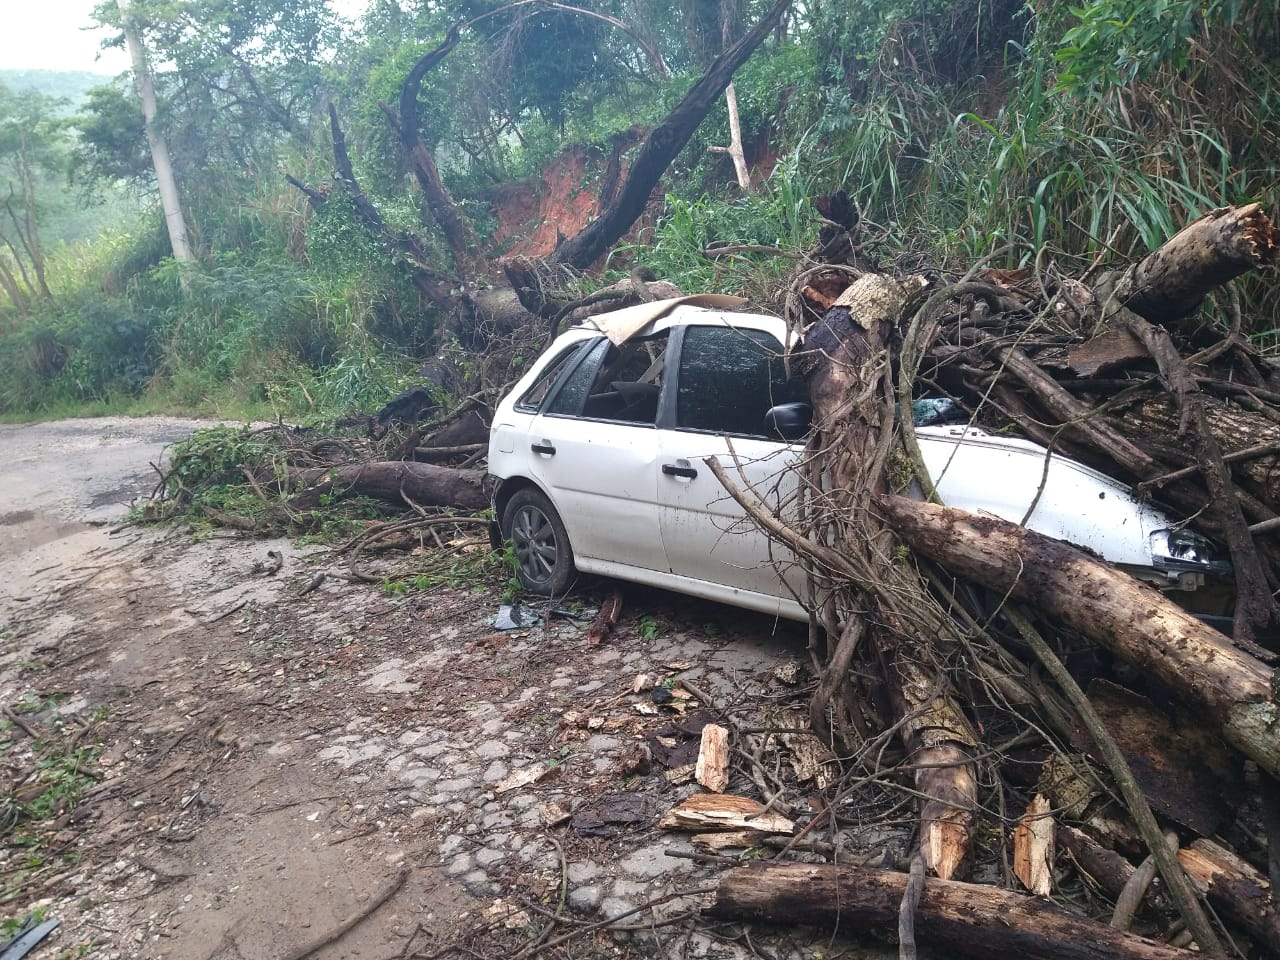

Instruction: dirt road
[1,418,853,960]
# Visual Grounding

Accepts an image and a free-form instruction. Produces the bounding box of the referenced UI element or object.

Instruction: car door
[524,334,670,573]
[656,324,808,603]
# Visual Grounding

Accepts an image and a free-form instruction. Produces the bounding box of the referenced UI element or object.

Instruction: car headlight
[1150,529,1232,575]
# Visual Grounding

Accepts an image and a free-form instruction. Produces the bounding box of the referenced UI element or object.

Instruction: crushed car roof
[578,294,755,344]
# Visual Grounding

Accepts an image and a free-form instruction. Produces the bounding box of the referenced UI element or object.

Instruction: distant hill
[0,69,120,112]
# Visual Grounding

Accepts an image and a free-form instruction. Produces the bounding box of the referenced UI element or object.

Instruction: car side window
[676,326,803,437]
[545,338,609,416]
[515,340,591,413]
[560,332,669,424]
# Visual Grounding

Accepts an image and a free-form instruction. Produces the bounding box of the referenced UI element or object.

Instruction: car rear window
[676,326,799,437]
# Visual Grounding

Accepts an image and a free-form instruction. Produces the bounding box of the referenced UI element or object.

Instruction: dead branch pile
[699,200,1280,957]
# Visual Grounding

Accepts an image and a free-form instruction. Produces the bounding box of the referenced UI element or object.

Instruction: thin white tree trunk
[722,81,751,190]
[119,0,195,269]
[711,1,752,191]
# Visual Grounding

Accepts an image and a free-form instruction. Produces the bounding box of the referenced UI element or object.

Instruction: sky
[1,0,130,74]
[0,0,368,76]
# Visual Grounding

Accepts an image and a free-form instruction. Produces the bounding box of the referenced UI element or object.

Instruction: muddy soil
[0,418,892,960]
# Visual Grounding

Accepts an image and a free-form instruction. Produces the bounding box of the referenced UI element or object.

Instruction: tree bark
[880,496,1280,780]
[286,462,487,512]
[802,277,977,880]
[706,862,1199,960]
[1103,204,1276,326]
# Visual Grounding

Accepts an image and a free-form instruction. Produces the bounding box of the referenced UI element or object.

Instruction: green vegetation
[1,696,105,902]
[2,0,1278,419]
[149,424,399,540]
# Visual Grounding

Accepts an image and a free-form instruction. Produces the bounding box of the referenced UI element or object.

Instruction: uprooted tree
[167,196,1280,957]
[288,0,792,348]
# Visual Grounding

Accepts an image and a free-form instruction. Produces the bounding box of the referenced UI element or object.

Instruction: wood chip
[541,802,571,827]
[692,829,764,851]
[664,763,695,785]
[1012,794,1055,896]
[659,793,794,834]
[586,587,622,646]
[695,723,730,793]
[772,660,802,685]
[495,763,555,794]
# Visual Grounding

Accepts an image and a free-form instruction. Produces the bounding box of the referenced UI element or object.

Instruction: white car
[487,298,1228,621]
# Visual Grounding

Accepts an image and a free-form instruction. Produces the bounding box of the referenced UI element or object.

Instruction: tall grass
[798,6,1279,326]
[630,148,824,301]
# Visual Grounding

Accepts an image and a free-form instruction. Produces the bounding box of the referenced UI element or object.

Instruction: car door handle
[531,442,556,456]
[662,463,698,479]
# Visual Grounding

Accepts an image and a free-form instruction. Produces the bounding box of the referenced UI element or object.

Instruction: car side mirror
[765,402,812,442]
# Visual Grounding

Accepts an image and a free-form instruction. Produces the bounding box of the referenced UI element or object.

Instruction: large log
[1177,838,1280,955]
[1120,391,1280,510]
[1103,204,1276,326]
[705,862,1198,960]
[880,496,1280,779]
[287,462,487,512]
[804,277,978,880]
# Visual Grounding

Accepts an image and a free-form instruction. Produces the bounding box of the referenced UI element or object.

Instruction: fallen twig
[1,706,39,740]
[279,867,410,960]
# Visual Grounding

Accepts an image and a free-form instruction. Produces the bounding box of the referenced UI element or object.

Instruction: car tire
[502,488,576,597]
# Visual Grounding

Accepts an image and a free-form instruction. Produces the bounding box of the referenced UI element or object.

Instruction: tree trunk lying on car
[690,200,1278,953]
[798,273,980,881]
[879,495,1280,780]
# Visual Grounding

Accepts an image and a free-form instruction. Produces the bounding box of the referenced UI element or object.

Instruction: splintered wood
[659,794,794,834]
[695,723,730,792]
[1012,794,1055,896]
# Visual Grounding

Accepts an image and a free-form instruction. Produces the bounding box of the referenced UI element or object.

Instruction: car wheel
[502,488,576,596]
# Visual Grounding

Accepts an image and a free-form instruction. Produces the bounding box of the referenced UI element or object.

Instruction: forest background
[0,0,1276,421]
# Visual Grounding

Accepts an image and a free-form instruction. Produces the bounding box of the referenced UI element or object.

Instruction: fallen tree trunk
[705,862,1198,960]
[802,277,978,880]
[880,496,1280,779]
[287,462,487,512]
[1177,838,1280,955]
[1121,391,1280,511]
[1102,203,1277,327]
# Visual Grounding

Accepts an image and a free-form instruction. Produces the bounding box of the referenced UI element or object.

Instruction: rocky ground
[1,418,890,960]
